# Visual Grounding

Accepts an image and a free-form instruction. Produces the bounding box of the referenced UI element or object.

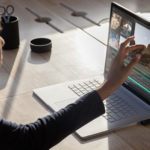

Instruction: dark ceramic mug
[30,38,52,53]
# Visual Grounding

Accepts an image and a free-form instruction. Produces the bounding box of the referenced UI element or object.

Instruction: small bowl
[30,38,52,53]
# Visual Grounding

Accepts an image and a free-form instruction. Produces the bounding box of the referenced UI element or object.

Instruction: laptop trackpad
[33,84,78,103]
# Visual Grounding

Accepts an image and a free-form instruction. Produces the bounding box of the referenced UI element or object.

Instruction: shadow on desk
[0,49,18,90]
[28,50,51,65]
[1,40,28,118]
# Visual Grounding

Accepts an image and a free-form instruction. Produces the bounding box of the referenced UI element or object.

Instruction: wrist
[96,80,119,101]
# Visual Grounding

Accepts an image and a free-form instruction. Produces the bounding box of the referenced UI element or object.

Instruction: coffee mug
[0,16,20,50]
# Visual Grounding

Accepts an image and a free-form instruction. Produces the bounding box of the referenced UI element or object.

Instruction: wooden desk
[0,0,150,150]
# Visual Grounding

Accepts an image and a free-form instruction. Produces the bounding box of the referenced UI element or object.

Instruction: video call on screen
[108,8,150,94]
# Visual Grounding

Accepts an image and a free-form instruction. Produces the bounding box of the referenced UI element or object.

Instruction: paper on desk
[136,12,150,21]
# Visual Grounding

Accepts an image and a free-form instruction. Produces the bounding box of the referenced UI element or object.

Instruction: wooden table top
[0,0,150,149]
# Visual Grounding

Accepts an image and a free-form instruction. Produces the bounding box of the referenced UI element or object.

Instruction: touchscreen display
[105,4,150,101]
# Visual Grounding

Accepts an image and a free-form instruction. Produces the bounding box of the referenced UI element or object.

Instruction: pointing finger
[125,45,146,53]
[120,36,135,49]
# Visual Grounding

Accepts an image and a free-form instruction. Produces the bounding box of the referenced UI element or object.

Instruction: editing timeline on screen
[107,7,150,98]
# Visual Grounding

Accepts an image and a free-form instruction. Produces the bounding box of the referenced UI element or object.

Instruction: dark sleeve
[0,90,105,150]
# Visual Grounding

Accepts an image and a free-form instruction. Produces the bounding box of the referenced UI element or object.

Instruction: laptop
[33,2,150,140]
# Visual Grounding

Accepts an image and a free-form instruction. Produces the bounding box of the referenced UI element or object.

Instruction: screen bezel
[104,2,150,103]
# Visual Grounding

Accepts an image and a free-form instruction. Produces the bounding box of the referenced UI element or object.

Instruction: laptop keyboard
[68,79,101,96]
[68,79,137,123]
[103,94,137,123]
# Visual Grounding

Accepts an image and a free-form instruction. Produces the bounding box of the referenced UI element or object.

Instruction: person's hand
[106,36,145,90]
[0,36,5,63]
[96,36,145,100]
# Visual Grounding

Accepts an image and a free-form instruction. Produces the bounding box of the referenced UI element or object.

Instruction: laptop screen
[105,3,150,102]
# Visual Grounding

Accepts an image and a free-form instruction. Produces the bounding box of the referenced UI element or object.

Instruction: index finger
[125,45,146,53]
[120,36,135,49]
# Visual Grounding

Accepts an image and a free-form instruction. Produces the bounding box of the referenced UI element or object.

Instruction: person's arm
[0,90,104,150]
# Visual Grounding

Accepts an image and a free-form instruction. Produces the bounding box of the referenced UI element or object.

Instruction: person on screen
[0,19,145,150]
